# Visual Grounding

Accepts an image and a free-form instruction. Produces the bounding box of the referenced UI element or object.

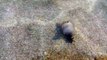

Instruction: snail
[61,21,74,35]
[61,21,74,43]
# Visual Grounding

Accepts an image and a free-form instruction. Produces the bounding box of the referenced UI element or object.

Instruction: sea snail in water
[61,21,74,35]
[61,21,74,43]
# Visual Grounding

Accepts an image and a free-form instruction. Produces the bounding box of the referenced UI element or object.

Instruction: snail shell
[62,21,74,35]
